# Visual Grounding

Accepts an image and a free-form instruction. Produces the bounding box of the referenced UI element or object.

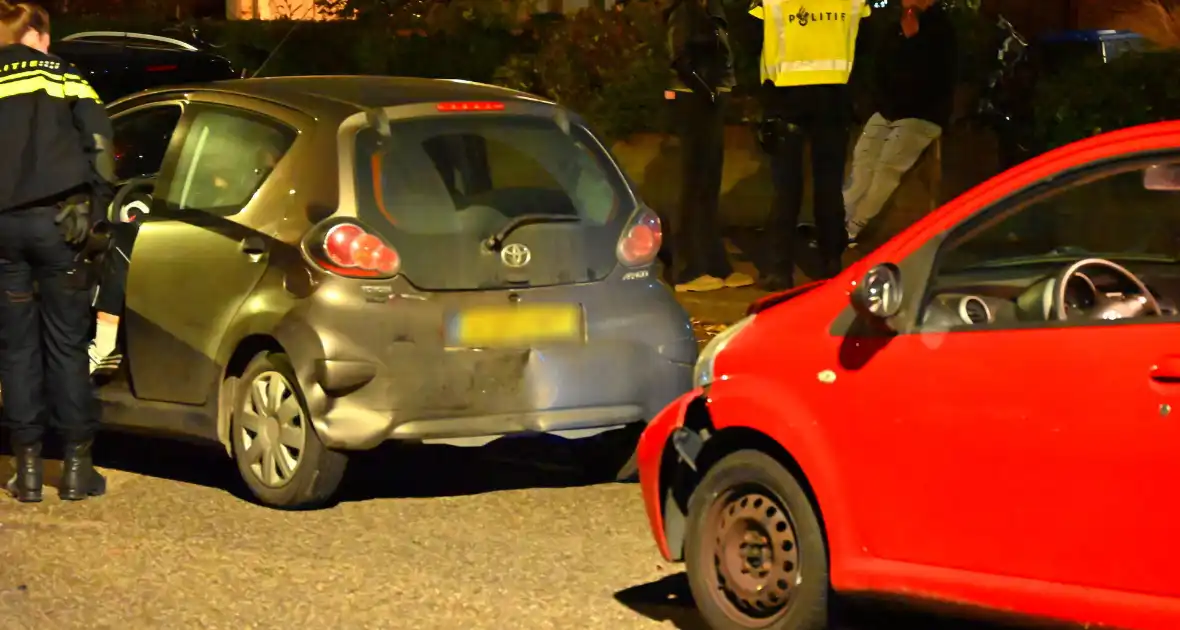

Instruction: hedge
[1032,48,1180,151]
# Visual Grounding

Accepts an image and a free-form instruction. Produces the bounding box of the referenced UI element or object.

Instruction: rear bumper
[323,403,645,448]
[279,271,696,451]
[311,347,692,450]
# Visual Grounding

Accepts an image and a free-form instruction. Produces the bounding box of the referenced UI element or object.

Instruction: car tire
[230,352,348,509]
[685,450,828,630]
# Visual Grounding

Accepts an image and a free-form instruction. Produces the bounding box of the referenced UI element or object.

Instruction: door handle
[240,236,267,256]
[1150,355,1180,383]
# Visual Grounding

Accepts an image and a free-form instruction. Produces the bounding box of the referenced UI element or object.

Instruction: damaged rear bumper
[309,345,692,450]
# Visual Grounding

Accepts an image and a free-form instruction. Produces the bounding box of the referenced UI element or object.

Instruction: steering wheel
[109,177,155,224]
[1052,258,1162,320]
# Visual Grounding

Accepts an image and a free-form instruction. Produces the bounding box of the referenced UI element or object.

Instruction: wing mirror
[851,263,903,320]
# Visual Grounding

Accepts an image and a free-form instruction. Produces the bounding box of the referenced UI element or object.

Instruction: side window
[937,160,1180,275]
[165,107,295,217]
[111,105,183,181]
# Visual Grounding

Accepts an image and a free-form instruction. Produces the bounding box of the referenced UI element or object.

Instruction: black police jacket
[664,0,736,93]
[0,43,115,213]
[871,3,957,128]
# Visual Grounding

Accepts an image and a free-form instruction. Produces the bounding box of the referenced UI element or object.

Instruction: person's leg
[847,118,942,240]
[843,113,891,238]
[91,311,120,374]
[0,211,47,502]
[695,92,751,288]
[91,222,135,374]
[762,119,806,290]
[28,211,104,500]
[812,122,852,277]
[673,90,727,292]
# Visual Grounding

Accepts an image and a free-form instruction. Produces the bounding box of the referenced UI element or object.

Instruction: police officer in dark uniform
[0,1,115,503]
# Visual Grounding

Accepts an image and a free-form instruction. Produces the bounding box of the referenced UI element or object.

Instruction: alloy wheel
[238,370,308,488]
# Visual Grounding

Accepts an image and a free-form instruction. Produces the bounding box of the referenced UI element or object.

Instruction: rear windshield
[352,115,628,238]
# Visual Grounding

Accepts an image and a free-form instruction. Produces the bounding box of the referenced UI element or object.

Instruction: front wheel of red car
[685,450,829,630]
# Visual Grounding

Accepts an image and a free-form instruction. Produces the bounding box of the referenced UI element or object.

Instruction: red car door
[831,148,1180,603]
[835,323,1180,598]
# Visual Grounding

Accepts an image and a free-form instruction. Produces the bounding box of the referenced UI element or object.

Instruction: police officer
[0,1,115,502]
[750,0,871,290]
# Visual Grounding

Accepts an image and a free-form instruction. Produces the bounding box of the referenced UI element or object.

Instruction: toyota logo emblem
[500,243,531,268]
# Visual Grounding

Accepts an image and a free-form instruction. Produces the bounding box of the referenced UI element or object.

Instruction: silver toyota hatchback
[100,76,696,508]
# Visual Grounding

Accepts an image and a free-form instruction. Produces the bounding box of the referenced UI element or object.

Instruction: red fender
[637,389,699,561]
[638,377,863,579]
[703,374,860,579]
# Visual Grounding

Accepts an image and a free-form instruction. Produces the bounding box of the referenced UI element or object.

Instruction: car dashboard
[923,264,1180,329]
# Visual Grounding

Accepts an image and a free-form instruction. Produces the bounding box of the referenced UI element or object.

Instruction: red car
[638,122,1180,630]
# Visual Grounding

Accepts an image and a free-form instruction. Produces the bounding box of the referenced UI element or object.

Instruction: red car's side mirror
[851,263,903,321]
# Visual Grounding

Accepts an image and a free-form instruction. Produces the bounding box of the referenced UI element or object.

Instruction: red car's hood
[746,279,827,316]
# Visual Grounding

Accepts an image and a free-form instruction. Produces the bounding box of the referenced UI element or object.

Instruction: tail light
[311,221,401,278]
[617,210,662,267]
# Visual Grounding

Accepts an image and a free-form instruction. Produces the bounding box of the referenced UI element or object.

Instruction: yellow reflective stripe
[0,69,101,102]
[0,73,70,99]
[64,75,100,102]
[774,59,852,72]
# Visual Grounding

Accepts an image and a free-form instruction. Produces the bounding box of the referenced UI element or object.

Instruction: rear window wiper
[484,214,581,251]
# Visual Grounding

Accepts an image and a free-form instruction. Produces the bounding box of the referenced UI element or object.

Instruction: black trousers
[671,89,733,283]
[0,206,98,446]
[762,83,851,278]
[93,221,139,315]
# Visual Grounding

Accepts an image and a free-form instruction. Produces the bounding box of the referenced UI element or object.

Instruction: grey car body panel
[96,76,696,453]
[279,266,694,450]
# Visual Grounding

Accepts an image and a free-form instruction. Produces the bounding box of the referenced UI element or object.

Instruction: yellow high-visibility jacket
[750,0,872,87]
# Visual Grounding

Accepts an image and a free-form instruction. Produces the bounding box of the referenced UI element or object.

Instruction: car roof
[59,31,203,51]
[183,76,549,118]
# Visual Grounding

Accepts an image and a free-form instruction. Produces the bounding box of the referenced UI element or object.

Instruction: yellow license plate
[452,303,583,348]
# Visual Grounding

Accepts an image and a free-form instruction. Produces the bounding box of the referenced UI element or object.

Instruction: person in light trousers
[844,0,956,246]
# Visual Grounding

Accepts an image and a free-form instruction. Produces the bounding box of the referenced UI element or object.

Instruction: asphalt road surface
[1,434,1029,630]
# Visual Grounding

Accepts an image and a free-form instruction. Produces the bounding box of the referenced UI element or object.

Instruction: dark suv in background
[53,30,238,102]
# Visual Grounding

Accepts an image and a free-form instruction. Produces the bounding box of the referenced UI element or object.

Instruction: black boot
[5,441,44,503]
[59,439,106,501]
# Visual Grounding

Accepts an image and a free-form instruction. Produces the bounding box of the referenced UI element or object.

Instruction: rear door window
[353,114,632,290]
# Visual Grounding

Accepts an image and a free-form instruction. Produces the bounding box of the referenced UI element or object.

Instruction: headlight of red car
[693,314,755,388]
